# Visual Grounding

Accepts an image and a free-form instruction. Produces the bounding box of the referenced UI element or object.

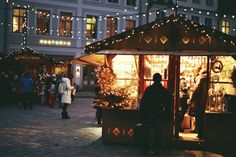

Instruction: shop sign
[39,39,71,47]
[15,55,40,60]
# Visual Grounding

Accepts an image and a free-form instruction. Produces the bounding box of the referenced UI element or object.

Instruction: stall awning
[71,54,105,65]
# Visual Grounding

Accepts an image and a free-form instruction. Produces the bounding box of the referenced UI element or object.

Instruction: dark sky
[218,0,236,14]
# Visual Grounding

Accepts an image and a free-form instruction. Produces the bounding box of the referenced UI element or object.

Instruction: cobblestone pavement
[0,95,234,157]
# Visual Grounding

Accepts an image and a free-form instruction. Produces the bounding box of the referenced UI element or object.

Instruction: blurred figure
[21,72,34,110]
[190,68,208,139]
[178,77,190,132]
[55,73,63,108]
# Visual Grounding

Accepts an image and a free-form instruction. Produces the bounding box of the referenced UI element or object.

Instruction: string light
[1,0,236,46]
[93,65,135,109]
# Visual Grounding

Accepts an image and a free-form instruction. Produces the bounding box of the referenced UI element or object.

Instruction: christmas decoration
[34,65,47,94]
[2,47,63,65]
[93,65,136,109]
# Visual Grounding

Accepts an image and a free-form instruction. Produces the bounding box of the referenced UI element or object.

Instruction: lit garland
[93,65,136,109]
[1,0,236,43]
[85,15,236,54]
[2,47,64,65]
[34,65,47,94]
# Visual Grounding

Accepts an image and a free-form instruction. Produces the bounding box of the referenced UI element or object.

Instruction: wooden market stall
[0,47,64,77]
[85,15,236,149]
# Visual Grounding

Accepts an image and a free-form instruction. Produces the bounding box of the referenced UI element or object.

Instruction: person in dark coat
[178,77,190,132]
[139,73,172,155]
[190,68,208,139]
[21,72,34,110]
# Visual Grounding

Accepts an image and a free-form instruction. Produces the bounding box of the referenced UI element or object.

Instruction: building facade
[0,0,235,89]
[0,0,140,88]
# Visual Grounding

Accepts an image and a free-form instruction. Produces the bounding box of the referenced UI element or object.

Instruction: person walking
[60,76,74,119]
[139,73,172,155]
[21,72,34,110]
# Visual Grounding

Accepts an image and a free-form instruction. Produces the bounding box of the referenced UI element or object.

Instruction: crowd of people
[0,71,77,118]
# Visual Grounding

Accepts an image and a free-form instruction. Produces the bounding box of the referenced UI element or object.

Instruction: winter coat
[21,75,34,94]
[191,73,208,114]
[61,77,73,104]
[139,82,172,123]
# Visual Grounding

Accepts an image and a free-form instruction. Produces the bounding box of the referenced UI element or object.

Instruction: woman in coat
[61,77,74,119]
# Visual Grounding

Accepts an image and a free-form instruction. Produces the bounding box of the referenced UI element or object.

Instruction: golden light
[39,39,71,47]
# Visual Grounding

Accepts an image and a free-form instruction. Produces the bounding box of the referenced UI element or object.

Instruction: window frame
[86,15,98,39]
[36,9,51,35]
[221,20,230,34]
[12,7,27,33]
[106,17,117,38]
[205,17,213,28]
[125,19,136,31]
[59,12,73,37]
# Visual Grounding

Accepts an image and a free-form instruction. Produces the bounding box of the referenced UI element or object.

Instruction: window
[126,0,136,6]
[191,16,200,23]
[106,17,117,38]
[86,15,98,39]
[205,18,213,28]
[221,20,230,34]
[108,0,119,3]
[37,10,50,35]
[206,0,214,6]
[192,0,200,4]
[126,19,136,30]
[12,8,27,33]
[59,12,72,37]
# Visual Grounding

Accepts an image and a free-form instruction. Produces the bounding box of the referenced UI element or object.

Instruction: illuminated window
[112,55,139,97]
[86,15,98,39]
[205,18,213,28]
[126,0,136,6]
[143,55,169,89]
[37,10,50,35]
[125,19,136,30]
[108,0,119,3]
[59,12,72,37]
[106,17,117,38]
[221,21,230,34]
[12,8,27,33]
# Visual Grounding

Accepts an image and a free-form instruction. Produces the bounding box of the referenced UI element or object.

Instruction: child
[48,83,56,107]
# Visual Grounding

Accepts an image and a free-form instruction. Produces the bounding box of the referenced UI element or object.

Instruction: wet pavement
[0,92,235,157]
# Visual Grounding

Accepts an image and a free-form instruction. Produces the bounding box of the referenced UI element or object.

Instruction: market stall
[0,47,64,76]
[85,15,236,149]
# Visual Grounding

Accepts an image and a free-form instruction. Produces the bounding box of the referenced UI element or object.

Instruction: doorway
[175,56,208,142]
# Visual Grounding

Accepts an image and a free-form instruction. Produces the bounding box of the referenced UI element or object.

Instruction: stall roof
[85,15,236,55]
[2,47,63,65]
